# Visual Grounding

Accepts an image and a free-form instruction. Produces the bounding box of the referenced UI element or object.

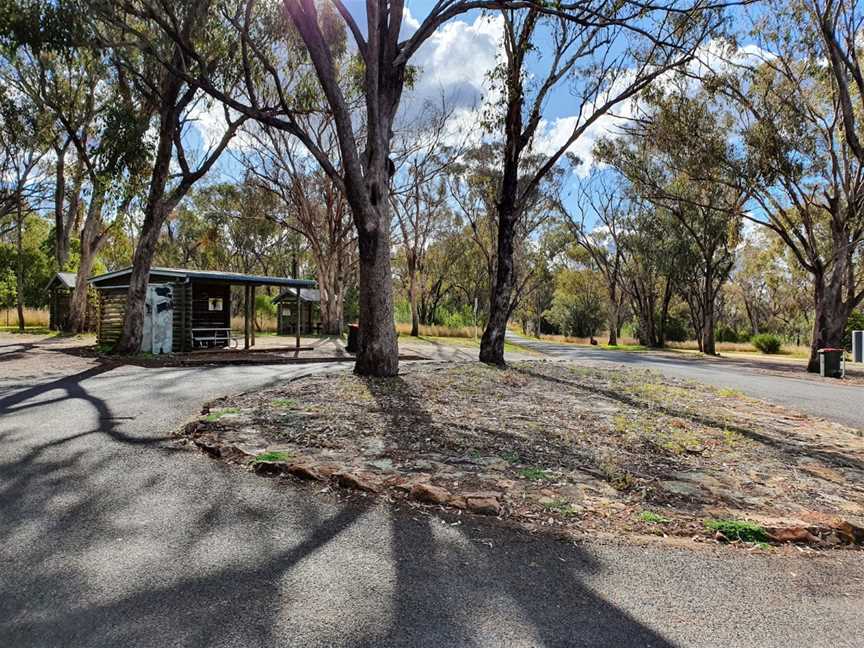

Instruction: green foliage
[0,214,53,308]
[541,498,580,516]
[639,510,671,524]
[544,269,606,338]
[203,407,241,422]
[752,333,782,354]
[705,518,768,543]
[252,450,292,463]
[255,294,276,318]
[271,398,297,409]
[518,467,551,481]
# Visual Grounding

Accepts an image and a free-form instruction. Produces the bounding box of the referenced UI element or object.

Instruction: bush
[716,326,741,343]
[752,333,782,354]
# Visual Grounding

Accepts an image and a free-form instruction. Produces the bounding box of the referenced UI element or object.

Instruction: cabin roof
[46,272,77,290]
[89,266,316,289]
[272,288,321,303]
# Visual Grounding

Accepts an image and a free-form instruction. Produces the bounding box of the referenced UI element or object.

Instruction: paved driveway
[508,334,864,429]
[1,336,863,647]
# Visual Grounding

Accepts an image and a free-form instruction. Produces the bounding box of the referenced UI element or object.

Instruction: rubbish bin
[817,348,845,378]
[346,323,361,353]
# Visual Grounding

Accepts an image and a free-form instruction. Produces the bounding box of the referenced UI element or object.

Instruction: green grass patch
[203,407,241,422]
[252,450,293,463]
[271,398,298,409]
[541,498,580,516]
[639,510,672,524]
[716,387,743,398]
[705,518,769,543]
[519,466,551,481]
[501,450,521,464]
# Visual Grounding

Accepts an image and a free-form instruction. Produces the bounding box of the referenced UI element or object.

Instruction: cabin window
[208,298,223,311]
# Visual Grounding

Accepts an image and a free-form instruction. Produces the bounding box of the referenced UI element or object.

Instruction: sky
[192,1,764,226]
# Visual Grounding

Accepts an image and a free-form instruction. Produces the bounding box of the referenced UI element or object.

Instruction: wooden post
[244,284,250,349]
[251,285,256,347]
[295,288,301,349]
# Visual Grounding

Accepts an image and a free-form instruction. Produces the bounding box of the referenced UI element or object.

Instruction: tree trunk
[408,263,420,337]
[15,202,24,332]
[607,285,620,346]
[67,185,106,333]
[701,267,717,356]
[115,200,169,353]
[316,262,344,335]
[480,205,517,365]
[354,208,399,376]
[807,277,849,372]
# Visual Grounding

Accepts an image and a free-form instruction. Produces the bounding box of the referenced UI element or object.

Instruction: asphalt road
[508,334,864,430]
[1,339,863,647]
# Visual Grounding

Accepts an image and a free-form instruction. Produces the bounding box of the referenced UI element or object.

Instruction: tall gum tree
[477,2,724,365]
[93,0,248,353]
[118,0,728,375]
[712,0,864,370]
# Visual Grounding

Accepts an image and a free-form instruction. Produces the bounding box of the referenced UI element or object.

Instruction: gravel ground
[1,333,863,647]
[508,333,864,429]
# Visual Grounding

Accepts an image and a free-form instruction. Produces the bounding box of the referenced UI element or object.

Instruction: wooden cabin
[273,288,322,335]
[46,272,96,331]
[89,267,315,353]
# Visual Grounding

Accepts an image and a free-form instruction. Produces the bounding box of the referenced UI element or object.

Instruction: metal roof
[46,272,77,290]
[89,266,316,288]
[273,288,321,303]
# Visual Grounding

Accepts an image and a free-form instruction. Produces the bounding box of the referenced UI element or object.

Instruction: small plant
[501,450,520,464]
[541,498,580,516]
[519,466,551,481]
[252,450,293,463]
[271,398,297,409]
[203,407,241,422]
[705,518,769,543]
[752,333,782,354]
[639,510,671,524]
[716,387,742,398]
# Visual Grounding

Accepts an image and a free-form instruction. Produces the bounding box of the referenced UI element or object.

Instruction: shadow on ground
[0,363,674,647]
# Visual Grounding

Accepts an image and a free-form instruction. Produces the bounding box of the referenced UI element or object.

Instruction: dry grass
[0,308,49,328]
[396,322,476,338]
[667,340,811,357]
[230,315,277,333]
[536,332,641,346]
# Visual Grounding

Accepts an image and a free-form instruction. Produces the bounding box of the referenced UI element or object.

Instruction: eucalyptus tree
[112,0,725,374]
[596,89,746,355]
[562,173,629,345]
[476,2,724,365]
[241,115,356,336]
[87,0,248,352]
[713,0,864,370]
[447,142,562,333]
[390,103,463,336]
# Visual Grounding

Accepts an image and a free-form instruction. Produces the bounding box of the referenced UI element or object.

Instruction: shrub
[752,333,782,354]
[705,519,768,543]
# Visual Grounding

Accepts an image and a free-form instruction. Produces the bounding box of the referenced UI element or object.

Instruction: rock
[253,460,286,476]
[461,490,503,500]
[798,463,845,483]
[410,483,451,505]
[659,480,702,498]
[193,435,222,458]
[366,458,395,472]
[335,471,381,493]
[766,526,821,544]
[833,519,864,544]
[448,495,468,509]
[466,496,501,516]
[286,463,325,481]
